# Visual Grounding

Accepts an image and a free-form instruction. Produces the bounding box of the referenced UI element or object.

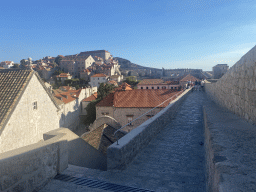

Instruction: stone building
[56,72,72,84]
[81,92,98,115]
[60,55,95,78]
[0,69,60,154]
[89,73,109,88]
[179,74,200,88]
[212,64,229,79]
[80,69,92,81]
[0,61,14,69]
[96,89,183,132]
[53,86,97,130]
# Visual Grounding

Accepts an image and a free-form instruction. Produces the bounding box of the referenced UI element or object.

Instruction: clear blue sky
[1,0,255,71]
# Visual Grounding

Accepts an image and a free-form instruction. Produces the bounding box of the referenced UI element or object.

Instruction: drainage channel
[54,174,154,192]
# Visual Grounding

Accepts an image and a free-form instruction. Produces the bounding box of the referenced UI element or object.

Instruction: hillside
[114,57,159,70]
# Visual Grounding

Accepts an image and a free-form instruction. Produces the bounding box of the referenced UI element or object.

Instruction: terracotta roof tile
[0,69,33,129]
[97,89,182,108]
[91,73,108,77]
[180,74,200,82]
[166,81,180,85]
[108,80,118,86]
[116,82,133,91]
[0,69,60,130]
[82,93,98,102]
[96,93,114,106]
[54,89,82,104]
[56,73,71,78]
[138,79,164,85]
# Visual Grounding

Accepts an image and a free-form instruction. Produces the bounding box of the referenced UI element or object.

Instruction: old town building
[0,69,60,153]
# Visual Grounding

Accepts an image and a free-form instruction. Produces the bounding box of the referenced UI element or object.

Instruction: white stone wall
[96,106,162,132]
[113,107,162,132]
[0,74,59,154]
[90,76,107,88]
[205,45,256,124]
[96,106,114,119]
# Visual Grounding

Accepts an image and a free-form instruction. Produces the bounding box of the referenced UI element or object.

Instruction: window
[163,86,166,89]
[146,87,148,89]
[157,87,159,89]
[174,87,177,89]
[171,87,173,89]
[33,101,37,110]
[152,87,154,89]
[98,78,99,80]
[141,87,143,89]
[101,112,109,115]
[127,116,133,126]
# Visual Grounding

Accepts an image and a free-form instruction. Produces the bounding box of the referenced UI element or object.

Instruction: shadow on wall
[59,109,82,131]
[44,128,107,171]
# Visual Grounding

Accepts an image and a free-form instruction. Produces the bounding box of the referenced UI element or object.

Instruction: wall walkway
[42,91,207,192]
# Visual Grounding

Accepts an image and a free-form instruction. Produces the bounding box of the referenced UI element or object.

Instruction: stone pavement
[40,91,207,192]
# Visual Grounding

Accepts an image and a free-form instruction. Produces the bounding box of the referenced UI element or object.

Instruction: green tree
[20,59,26,68]
[124,76,139,86]
[97,83,114,100]
[83,83,114,125]
[11,64,19,68]
[54,55,63,66]
[53,68,64,76]
[83,100,101,125]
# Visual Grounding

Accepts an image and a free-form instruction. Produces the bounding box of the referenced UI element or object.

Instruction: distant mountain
[114,57,156,70]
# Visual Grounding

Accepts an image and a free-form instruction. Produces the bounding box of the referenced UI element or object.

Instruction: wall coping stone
[203,99,256,192]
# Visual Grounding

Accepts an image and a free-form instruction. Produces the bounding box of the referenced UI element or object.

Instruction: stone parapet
[203,101,256,192]
[204,45,256,124]
[0,128,69,192]
[107,88,191,170]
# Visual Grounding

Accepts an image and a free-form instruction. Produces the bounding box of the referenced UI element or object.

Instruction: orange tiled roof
[108,80,118,86]
[91,73,108,77]
[166,81,179,85]
[54,89,82,104]
[138,79,164,85]
[180,74,200,82]
[97,93,114,107]
[82,93,98,102]
[97,89,182,108]
[116,82,133,91]
[83,69,91,73]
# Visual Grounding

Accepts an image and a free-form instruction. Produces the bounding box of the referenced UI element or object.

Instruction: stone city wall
[0,128,107,191]
[107,88,191,170]
[0,128,68,192]
[205,45,256,124]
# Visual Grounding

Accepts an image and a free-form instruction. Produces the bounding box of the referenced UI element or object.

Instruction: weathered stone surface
[205,46,256,124]
[107,88,192,170]
[204,99,256,192]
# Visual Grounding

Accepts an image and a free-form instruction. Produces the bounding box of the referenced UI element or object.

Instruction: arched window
[141,87,143,89]
[152,87,154,89]
[146,87,148,89]
[171,87,173,89]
